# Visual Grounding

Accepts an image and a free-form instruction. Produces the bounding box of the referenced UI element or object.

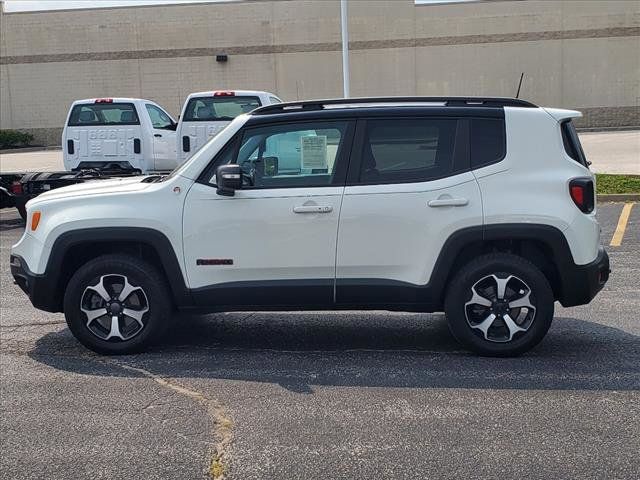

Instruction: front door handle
[428,198,469,207]
[154,133,162,138]
[293,205,333,214]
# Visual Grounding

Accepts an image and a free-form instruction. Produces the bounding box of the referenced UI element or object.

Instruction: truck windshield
[183,96,261,122]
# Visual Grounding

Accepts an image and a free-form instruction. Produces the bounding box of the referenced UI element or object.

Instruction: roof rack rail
[252,96,537,115]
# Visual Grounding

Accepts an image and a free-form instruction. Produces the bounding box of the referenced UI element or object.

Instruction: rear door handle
[154,133,162,138]
[293,205,333,214]
[428,198,469,207]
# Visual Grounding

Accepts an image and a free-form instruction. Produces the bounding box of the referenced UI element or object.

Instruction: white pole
[340,0,350,98]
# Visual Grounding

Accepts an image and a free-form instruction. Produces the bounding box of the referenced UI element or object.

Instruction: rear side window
[470,118,506,168]
[561,120,588,167]
[183,96,261,122]
[357,118,457,184]
[68,103,139,126]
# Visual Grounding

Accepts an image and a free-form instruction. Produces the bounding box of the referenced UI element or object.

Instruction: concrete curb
[598,193,640,203]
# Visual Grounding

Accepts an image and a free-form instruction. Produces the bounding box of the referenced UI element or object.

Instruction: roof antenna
[515,72,525,99]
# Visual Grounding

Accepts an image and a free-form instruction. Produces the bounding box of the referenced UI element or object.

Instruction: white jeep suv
[10,97,610,356]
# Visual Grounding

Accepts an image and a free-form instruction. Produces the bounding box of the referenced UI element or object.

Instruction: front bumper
[558,246,610,307]
[10,254,60,313]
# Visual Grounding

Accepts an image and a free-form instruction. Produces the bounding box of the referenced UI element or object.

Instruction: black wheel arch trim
[25,227,191,312]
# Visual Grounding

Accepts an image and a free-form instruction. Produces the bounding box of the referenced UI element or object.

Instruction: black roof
[252,96,537,116]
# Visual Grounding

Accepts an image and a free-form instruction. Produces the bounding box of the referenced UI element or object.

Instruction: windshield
[183,96,261,122]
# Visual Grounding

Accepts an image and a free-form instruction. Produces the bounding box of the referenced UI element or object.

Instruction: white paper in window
[301,135,327,170]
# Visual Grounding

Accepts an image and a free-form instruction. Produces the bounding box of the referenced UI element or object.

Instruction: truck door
[144,103,177,171]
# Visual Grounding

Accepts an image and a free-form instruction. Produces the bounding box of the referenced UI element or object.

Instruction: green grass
[596,174,640,195]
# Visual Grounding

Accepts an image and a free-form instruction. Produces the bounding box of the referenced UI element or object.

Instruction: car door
[183,119,355,308]
[145,103,177,171]
[335,116,483,307]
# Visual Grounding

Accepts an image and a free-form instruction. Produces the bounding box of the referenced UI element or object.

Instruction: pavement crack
[109,361,233,480]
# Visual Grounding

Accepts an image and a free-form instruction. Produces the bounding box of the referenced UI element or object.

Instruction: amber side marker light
[31,211,41,231]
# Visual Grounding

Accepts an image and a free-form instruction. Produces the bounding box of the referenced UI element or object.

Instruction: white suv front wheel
[444,253,554,356]
[63,254,171,355]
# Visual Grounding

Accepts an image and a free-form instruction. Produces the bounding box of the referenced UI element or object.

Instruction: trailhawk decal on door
[197,259,234,266]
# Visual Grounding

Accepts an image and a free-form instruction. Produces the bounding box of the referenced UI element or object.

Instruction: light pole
[340,0,350,98]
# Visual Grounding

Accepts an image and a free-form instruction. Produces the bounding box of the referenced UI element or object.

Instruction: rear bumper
[558,246,610,307]
[10,254,60,313]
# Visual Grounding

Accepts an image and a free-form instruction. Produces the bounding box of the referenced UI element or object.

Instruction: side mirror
[216,164,242,196]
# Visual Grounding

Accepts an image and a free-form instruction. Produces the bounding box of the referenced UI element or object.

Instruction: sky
[3,0,474,13]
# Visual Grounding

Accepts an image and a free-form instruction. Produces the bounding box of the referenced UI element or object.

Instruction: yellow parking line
[610,202,634,247]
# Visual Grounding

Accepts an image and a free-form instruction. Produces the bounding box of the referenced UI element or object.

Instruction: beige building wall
[1,0,639,146]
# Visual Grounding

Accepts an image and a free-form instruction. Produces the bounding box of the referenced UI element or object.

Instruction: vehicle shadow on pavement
[28,313,639,392]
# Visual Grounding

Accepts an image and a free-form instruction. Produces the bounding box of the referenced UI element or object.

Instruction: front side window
[205,121,350,189]
[358,118,457,184]
[68,103,140,126]
[183,96,262,122]
[145,104,173,129]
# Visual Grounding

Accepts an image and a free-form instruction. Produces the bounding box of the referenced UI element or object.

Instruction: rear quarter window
[561,120,588,167]
[68,103,140,126]
[470,118,506,168]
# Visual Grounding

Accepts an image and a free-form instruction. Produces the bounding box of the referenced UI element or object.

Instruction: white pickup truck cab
[177,90,281,163]
[63,98,178,173]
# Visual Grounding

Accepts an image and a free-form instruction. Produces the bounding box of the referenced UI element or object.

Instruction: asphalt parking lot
[1,203,638,479]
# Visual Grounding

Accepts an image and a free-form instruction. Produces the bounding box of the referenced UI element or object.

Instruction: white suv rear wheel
[445,253,554,356]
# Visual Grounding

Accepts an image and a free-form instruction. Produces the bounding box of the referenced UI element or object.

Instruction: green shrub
[0,129,34,149]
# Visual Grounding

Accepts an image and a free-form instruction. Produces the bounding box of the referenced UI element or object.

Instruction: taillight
[569,178,595,213]
[94,98,113,103]
[10,181,23,195]
[214,91,235,97]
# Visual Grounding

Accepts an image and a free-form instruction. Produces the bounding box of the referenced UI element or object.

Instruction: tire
[444,253,554,357]
[17,203,27,222]
[63,254,171,355]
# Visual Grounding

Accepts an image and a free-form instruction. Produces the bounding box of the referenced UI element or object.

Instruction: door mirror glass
[216,164,242,196]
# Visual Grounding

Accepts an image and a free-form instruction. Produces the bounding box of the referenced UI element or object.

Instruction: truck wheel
[63,254,171,355]
[444,253,554,357]
[17,204,27,222]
